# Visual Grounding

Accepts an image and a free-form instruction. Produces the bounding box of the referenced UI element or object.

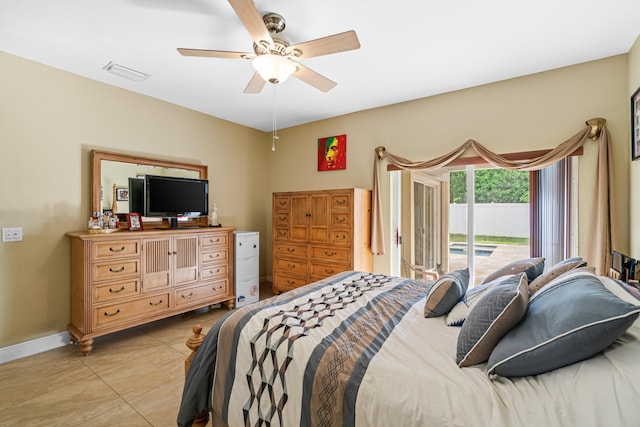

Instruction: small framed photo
[632,86,640,161]
[116,187,129,201]
[126,213,143,231]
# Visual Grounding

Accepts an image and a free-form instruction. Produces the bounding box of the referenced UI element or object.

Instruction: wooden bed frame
[184,324,211,427]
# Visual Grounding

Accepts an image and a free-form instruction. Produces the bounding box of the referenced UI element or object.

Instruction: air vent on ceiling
[103,61,150,82]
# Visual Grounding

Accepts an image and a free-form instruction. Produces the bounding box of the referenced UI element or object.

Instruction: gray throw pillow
[481,257,545,285]
[457,273,529,367]
[528,257,586,295]
[446,274,516,326]
[486,273,640,378]
[424,268,469,318]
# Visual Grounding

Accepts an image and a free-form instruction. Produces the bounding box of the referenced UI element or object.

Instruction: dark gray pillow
[424,268,469,318]
[481,257,545,285]
[457,273,529,367]
[486,273,640,378]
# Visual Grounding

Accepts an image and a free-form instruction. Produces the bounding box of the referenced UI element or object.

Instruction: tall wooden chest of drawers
[66,227,235,355]
[272,188,372,294]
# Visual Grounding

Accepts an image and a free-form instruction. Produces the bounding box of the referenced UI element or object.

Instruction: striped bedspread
[178,271,640,427]
[178,271,429,427]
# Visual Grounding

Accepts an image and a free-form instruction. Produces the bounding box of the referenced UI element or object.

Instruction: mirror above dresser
[91,150,208,227]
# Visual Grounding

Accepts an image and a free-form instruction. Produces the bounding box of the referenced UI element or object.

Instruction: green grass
[449,234,529,246]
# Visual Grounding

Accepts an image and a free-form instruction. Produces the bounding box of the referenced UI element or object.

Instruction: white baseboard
[0,332,70,364]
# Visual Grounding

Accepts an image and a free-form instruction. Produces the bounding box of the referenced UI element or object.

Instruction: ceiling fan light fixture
[252,54,296,84]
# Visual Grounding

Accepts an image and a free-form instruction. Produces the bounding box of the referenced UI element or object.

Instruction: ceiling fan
[177,0,360,94]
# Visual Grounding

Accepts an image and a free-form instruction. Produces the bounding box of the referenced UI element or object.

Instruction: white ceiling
[1,0,639,132]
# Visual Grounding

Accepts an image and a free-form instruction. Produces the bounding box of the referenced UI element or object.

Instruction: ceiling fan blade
[243,72,267,94]
[289,30,360,59]
[293,63,337,93]
[177,48,254,59]
[228,0,273,49]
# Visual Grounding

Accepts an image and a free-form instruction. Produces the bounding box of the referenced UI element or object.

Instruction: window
[391,159,574,285]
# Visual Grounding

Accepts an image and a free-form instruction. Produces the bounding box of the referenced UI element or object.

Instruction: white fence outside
[449,203,529,238]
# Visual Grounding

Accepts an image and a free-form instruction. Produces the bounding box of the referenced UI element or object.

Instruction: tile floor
[0,283,274,427]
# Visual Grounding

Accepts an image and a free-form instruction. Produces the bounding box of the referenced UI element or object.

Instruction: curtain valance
[371,118,615,275]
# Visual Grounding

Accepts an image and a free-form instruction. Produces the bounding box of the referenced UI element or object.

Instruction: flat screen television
[144,174,208,228]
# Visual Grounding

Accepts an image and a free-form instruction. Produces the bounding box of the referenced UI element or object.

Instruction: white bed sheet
[355,296,640,427]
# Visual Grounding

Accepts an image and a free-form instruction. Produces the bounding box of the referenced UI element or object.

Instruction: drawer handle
[288,263,296,268]
[109,246,125,253]
[149,300,164,306]
[279,216,287,220]
[214,285,223,291]
[181,293,193,299]
[104,309,120,317]
[325,269,335,274]
[287,280,295,285]
[324,251,337,256]
[336,217,346,223]
[336,199,347,205]
[209,269,220,274]
[279,231,286,236]
[109,286,126,293]
[209,238,220,243]
[209,253,220,259]
[335,234,346,240]
[279,201,287,206]
[109,266,126,273]
[287,248,295,253]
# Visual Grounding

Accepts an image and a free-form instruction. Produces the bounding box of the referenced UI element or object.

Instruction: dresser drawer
[274,242,308,259]
[310,263,343,278]
[200,263,228,281]
[273,195,290,211]
[174,279,228,308]
[331,229,351,245]
[93,279,141,303]
[274,273,308,292]
[274,257,309,275]
[274,212,290,227]
[310,246,350,264]
[93,240,141,260]
[331,213,351,228]
[94,293,169,328]
[274,227,290,240]
[331,194,351,211]
[201,248,228,265]
[93,260,140,282]
[200,233,228,249]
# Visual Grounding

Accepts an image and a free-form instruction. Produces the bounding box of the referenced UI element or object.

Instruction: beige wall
[629,35,640,258]
[271,56,631,275]
[0,49,634,350]
[0,51,270,348]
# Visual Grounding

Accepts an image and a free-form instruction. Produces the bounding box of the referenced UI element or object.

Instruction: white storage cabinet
[234,231,259,307]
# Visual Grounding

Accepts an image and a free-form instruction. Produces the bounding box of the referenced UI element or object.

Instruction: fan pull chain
[272,84,279,151]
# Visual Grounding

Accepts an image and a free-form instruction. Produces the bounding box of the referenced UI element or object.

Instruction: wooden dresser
[272,188,372,294]
[66,227,235,355]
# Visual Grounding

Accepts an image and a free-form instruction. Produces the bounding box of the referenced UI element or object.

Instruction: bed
[177,264,640,427]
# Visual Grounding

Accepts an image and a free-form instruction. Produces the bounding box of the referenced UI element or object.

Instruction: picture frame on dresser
[126,213,143,231]
[632,86,640,160]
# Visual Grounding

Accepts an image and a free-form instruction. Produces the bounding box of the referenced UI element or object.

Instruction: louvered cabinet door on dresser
[272,188,372,294]
[67,227,235,355]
